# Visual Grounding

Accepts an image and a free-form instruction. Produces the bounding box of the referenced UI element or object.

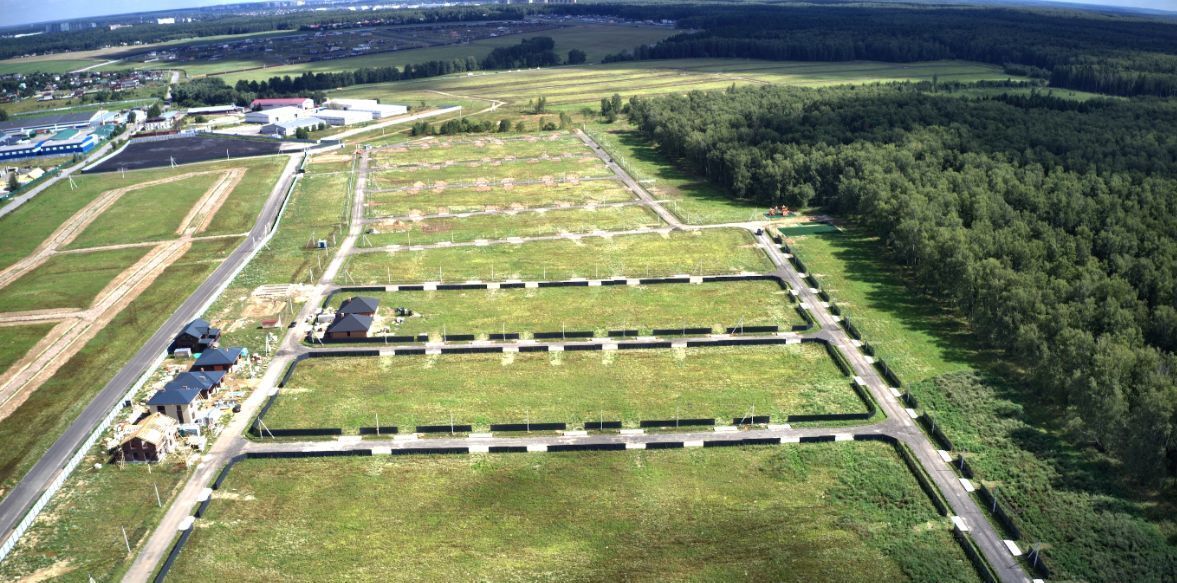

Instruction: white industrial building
[324,98,408,119]
[314,108,371,126]
[244,106,308,125]
[261,117,326,137]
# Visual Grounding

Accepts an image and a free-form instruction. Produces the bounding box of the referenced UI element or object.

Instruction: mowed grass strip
[367,178,635,216]
[363,206,660,247]
[372,133,585,165]
[0,246,151,312]
[65,173,224,250]
[328,279,804,339]
[368,155,609,189]
[167,444,977,582]
[0,323,56,372]
[346,228,772,284]
[268,344,856,430]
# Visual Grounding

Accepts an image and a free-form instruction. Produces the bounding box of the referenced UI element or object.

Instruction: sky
[2,0,1174,27]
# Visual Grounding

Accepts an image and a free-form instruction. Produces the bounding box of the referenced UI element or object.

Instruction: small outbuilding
[325,313,373,339]
[191,347,244,372]
[117,413,178,463]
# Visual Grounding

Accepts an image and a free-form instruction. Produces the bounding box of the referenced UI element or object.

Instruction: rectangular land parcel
[325,279,807,339]
[266,344,859,431]
[166,444,978,582]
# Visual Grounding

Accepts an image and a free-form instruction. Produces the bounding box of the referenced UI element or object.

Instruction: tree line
[586,3,1177,97]
[628,84,1177,482]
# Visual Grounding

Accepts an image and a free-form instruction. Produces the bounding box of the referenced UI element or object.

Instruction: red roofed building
[249,97,314,111]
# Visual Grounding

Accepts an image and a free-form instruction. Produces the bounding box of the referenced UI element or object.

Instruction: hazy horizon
[2,0,1175,28]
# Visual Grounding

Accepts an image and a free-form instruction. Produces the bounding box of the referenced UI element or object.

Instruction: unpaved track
[178,168,246,235]
[0,240,193,422]
[0,170,229,291]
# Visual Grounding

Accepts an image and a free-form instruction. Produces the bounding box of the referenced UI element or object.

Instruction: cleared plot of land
[587,125,761,225]
[371,134,585,165]
[269,344,855,430]
[0,246,151,312]
[64,173,225,249]
[216,25,676,83]
[0,158,274,272]
[0,324,56,373]
[346,228,772,284]
[167,444,976,582]
[368,155,609,189]
[0,454,189,582]
[87,135,285,173]
[328,279,805,339]
[364,206,659,247]
[0,237,240,494]
[367,179,635,216]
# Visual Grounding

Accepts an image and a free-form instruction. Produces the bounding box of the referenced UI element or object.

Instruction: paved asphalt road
[0,153,301,554]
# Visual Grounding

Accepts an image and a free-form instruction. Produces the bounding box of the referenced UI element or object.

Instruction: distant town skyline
[2,0,1174,28]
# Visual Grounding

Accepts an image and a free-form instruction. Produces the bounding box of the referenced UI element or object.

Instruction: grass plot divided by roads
[166,444,977,582]
[266,344,858,431]
[345,228,773,284]
[324,279,806,339]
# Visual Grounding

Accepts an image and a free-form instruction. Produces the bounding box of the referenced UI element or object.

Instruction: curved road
[0,153,302,557]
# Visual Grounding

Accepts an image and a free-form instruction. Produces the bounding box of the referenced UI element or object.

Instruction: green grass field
[327,279,803,339]
[371,134,587,164]
[0,158,280,272]
[166,444,976,582]
[0,58,99,75]
[342,59,1024,114]
[268,344,855,431]
[201,156,289,235]
[0,237,240,495]
[367,179,636,217]
[785,227,1177,581]
[345,228,772,284]
[0,247,151,312]
[363,205,661,247]
[0,452,190,582]
[215,25,676,83]
[65,173,223,250]
[233,166,350,288]
[367,155,609,189]
[0,323,56,372]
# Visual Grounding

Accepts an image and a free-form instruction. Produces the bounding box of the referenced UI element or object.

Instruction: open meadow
[0,247,150,312]
[0,324,57,373]
[363,205,661,247]
[786,228,1177,580]
[267,344,857,431]
[167,444,976,582]
[327,279,805,339]
[344,228,773,284]
[366,179,637,217]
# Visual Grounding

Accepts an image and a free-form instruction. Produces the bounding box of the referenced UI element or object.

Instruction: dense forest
[586,3,1177,97]
[628,85,1177,482]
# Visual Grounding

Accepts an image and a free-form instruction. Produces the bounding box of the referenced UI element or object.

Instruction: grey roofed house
[146,385,202,406]
[165,371,225,397]
[191,347,244,371]
[338,296,379,316]
[170,318,220,354]
[327,313,373,334]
